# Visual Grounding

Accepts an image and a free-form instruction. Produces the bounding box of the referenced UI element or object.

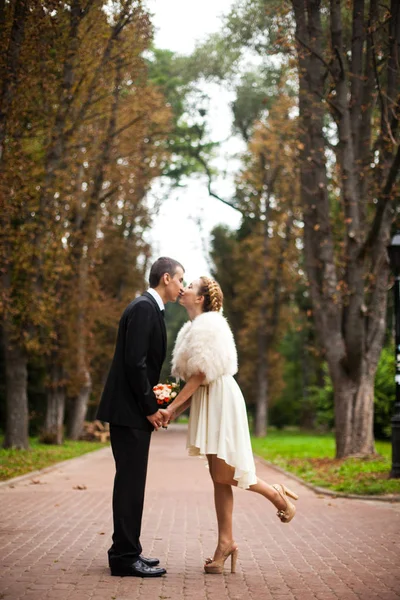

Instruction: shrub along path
[1,425,399,600]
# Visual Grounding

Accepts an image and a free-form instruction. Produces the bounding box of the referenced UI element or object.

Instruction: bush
[303,348,395,438]
[306,367,334,431]
[374,346,395,439]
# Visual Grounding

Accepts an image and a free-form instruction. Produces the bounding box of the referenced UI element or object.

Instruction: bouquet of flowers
[153,380,180,410]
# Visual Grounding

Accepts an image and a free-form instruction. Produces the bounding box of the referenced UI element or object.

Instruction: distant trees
[211,92,302,436]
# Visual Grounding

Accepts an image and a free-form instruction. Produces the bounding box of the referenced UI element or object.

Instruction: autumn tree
[0,0,50,449]
[209,87,301,436]
[0,1,174,446]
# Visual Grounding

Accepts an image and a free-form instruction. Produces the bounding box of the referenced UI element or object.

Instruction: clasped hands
[146,408,174,431]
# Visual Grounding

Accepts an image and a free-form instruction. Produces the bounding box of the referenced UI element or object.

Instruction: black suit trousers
[108,424,151,567]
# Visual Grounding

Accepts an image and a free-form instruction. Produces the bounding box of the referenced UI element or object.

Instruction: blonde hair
[198,277,223,313]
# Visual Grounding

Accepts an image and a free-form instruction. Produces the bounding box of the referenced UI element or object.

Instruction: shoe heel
[231,548,238,573]
[283,485,299,500]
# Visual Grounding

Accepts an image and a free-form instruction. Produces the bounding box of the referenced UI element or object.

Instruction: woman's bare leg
[248,479,288,509]
[206,455,235,560]
[205,455,289,562]
[209,455,287,511]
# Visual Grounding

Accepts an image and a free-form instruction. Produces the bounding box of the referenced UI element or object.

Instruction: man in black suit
[97,256,184,578]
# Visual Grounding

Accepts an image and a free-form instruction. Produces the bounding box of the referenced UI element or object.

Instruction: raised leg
[208,454,289,513]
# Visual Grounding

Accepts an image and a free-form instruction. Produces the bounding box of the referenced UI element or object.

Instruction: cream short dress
[171,312,257,490]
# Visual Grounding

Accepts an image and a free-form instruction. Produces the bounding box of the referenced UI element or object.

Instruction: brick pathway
[1,425,400,600]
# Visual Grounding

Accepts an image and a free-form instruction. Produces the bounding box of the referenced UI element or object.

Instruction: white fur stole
[171,312,238,384]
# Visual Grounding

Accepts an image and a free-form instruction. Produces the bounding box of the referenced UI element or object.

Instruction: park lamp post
[388,232,400,478]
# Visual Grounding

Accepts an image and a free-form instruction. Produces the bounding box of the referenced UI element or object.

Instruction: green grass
[0,438,108,481]
[251,430,400,496]
[1,431,399,495]
[176,415,189,424]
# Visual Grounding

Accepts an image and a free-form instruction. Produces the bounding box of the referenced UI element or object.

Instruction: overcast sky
[145,0,243,282]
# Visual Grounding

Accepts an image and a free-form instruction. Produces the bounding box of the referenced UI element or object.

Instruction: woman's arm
[170,397,192,420]
[160,372,205,424]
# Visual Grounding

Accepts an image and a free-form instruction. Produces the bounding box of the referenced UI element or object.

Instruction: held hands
[159,408,173,428]
[146,410,164,431]
[146,408,174,430]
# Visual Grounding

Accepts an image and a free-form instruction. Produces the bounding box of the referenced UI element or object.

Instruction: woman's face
[179,279,203,310]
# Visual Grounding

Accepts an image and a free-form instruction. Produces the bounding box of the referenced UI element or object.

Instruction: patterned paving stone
[1,425,400,599]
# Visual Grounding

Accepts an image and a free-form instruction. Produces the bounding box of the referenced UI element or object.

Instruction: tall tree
[0,0,43,448]
[290,0,400,456]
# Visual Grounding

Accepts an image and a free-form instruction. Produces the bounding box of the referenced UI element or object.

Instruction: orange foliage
[0,1,173,400]
[229,92,303,407]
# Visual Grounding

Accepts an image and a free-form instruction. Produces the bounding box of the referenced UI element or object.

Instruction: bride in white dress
[160,277,298,574]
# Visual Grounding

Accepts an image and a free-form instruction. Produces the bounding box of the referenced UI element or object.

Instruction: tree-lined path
[1,426,400,600]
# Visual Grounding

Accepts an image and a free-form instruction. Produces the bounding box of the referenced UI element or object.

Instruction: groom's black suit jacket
[97,292,167,432]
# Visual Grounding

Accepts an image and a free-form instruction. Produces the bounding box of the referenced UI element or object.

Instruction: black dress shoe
[111,558,166,578]
[140,555,160,567]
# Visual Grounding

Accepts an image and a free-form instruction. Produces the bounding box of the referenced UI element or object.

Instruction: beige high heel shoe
[272,483,299,523]
[204,544,239,574]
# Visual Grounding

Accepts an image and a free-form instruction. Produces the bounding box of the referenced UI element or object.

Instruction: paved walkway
[1,426,400,600]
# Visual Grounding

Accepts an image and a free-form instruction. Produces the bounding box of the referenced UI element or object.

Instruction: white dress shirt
[147,288,165,312]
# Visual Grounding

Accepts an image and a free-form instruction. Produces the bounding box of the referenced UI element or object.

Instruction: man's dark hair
[149,257,184,288]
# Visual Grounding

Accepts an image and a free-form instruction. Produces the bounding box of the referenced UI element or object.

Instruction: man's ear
[163,272,171,285]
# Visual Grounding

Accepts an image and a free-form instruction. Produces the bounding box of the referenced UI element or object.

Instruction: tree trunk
[255,326,268,437]
[333,366,376,458]
[300,340,316,430]
[67,380,91,440]
[41,364,65,445]
[66,255,92,440]
[253,156,281,437]
[3,330,29,449]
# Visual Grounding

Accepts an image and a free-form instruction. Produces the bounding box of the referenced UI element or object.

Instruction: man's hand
[146,410,164,431]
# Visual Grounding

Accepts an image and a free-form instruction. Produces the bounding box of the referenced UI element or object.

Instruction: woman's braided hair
[198,276,223,313]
